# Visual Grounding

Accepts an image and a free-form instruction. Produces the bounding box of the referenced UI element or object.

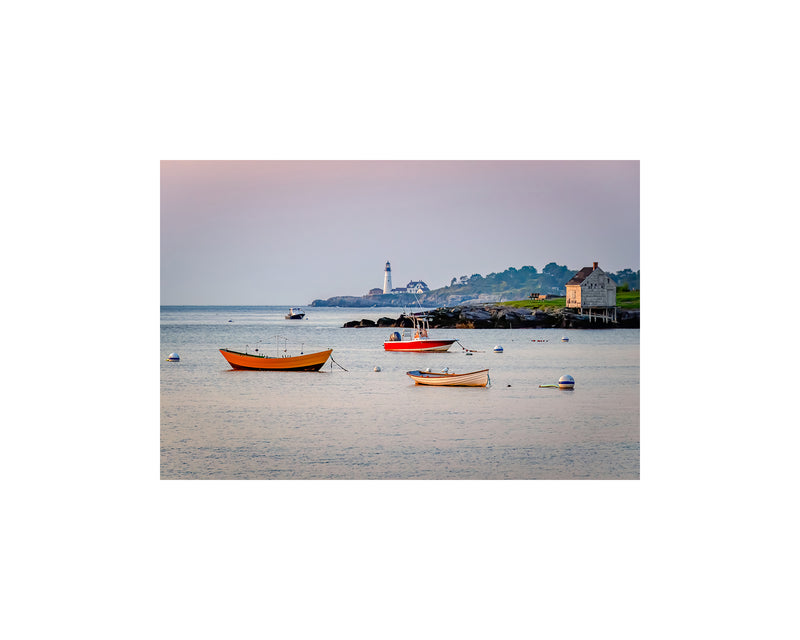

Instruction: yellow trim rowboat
[406,368,490,387]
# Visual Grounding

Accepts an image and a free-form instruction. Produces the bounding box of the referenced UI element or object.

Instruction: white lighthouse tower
[383,261,392,294]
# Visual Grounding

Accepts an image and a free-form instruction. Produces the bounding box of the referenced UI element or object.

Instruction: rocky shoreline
[343,305,640,330]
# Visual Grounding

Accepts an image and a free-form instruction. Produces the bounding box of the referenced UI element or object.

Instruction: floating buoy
[493,345,503,353]
[167,352,180,362]
[441,367,449,373]
[424,367,431,372]
[561,336,569,342]
[558,374,575,389]
[374,366,381,372]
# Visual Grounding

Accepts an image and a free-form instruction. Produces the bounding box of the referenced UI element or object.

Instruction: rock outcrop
[343,305,640,329]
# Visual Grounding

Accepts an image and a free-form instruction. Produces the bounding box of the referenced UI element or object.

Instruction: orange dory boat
[219,348,333,371]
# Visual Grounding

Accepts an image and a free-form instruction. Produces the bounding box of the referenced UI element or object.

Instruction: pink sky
[161,160,639,305]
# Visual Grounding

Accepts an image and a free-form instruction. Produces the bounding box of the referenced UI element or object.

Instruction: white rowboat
[406,369,490,387]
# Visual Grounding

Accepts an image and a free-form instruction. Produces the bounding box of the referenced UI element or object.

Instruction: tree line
[435,263,640,298]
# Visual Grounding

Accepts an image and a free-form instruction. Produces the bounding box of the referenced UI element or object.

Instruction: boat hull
[384,339,456,352]
[219,348,332,371]
[406,369,489,387]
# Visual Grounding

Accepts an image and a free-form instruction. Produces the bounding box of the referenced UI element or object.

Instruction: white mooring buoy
[167,352,180,362]
[558,374,575,389]
[493,345,504,353]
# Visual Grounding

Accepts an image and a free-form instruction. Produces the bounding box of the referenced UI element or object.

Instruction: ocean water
[161,306,639,479]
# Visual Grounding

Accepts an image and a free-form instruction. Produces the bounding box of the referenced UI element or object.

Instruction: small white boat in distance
[285,308,305,319]
[406,368,490,387]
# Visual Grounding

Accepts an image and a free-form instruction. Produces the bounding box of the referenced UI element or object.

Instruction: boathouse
[565,262,618,322]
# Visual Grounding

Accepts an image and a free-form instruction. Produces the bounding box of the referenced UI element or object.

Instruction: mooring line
[330,357,349,372]
[456,340,484,353]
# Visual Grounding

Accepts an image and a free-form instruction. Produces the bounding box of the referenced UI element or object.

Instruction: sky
[161,160,639,305]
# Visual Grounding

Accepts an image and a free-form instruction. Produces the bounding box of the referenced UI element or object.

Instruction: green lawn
[503,290,639,310]
[502,298,567,310]
[616,290,640,309]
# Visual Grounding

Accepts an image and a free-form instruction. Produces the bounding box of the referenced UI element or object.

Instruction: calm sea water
[161,306,639,479]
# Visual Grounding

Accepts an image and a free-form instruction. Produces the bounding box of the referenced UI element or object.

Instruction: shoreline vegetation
[342,294,640,330]
[310,263,640,309]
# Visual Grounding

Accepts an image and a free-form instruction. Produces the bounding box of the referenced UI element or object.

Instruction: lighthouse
[383,261,392,294]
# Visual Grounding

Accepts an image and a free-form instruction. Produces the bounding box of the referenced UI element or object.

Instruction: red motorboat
[383,314,457,352]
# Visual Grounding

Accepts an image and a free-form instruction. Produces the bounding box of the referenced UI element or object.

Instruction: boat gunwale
[220,347,332,360]
[406,368,489,378]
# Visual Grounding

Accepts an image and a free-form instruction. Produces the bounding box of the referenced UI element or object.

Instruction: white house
[405,280,429,294]
[565,262,617,322]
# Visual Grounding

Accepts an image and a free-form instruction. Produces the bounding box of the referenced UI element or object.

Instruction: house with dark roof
[405,280,429,294]
[565,262,617,322]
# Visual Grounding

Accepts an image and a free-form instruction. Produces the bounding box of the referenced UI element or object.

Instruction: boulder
[460,308,492,321]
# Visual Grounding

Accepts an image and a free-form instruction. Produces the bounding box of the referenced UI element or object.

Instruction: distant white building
[405,280,429,294]
[383,261,392,294]
[370,262,431,295]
